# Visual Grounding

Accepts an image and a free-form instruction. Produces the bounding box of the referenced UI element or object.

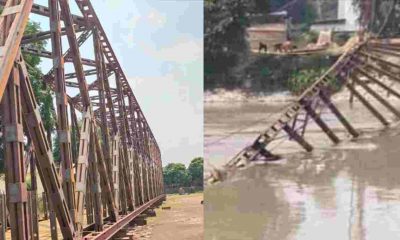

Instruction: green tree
[163,163,191,187]
[23,21,56,133]
[188,157,203,186]
[205,0,251,88]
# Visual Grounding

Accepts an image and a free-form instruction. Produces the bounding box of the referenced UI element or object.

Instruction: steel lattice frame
[0,0,164,239]
[229,37,400,168]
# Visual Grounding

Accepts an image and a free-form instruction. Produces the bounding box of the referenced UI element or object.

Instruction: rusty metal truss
[0,0,164,239]
[229,38,400,167]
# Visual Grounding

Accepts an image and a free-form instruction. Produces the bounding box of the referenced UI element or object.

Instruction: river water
[204,87,400,240]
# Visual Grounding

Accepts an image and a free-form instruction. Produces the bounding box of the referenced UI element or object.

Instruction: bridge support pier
[346,76,389,126]
[319,90,359,138]
[283,124,313,152]
[300,99,340,144]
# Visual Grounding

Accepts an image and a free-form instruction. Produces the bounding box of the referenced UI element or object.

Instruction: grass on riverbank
[288,67,341,95]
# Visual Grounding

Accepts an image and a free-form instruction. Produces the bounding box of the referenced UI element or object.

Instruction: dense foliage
[205,0,251,88]
[188,157,204,186]
[205,0,317,89]
[163,157,204,188]
[288,67,340,95]
[24,22,56,133]
[163,163,191,187]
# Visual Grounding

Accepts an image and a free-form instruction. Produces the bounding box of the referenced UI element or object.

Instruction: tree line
[163,157,203,188]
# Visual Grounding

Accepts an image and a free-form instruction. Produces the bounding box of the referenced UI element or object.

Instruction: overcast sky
[31,0,203,166]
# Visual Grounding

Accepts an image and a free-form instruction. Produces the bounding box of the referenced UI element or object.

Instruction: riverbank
[204,88,296,104]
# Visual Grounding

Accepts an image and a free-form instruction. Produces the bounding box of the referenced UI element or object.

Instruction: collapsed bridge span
[229,38,400,168]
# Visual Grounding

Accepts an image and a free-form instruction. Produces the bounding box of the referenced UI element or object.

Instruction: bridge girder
[0,0,164,239]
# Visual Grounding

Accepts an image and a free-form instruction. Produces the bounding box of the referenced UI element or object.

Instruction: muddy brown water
[204,90,400,240]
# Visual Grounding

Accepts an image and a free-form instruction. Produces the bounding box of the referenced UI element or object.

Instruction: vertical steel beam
[49,0,76,223]
[29,153,39,239]
[115,71,135,210]
[143,158,150,202]
[134,150,141,205]
[27,192,33,238]
[127,99,144,205]
[128,149,136,205]
[137,119,151,201]
[94,28,114,193]
[120,95,137,204]
[140,119,150,158]
[139,155,145,204]
[42,192,48,220]
[118,142,134,210]
[149,162,155,199]
[74,111,91,234]
[111,135,120,211]
[92,130,118,221]
[85,176,93,224]
[2,63,30,240]
[146,159,151,201]
[127,96,140,151]
[93,28,113,221]
[142,159,148,203]
[88,134,103,231]
[143,128,154,199]
[118,147,127,214]
[48,198,58,240]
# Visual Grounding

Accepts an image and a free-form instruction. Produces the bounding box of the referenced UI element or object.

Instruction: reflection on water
[205,100,400,240]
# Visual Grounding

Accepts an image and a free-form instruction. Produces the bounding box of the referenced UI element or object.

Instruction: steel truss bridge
[0,0,164,239]
[228,37,400,168]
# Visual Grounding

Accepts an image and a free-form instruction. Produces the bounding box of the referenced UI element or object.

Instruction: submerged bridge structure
[228,37,400,168]
[0,0,164,239]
